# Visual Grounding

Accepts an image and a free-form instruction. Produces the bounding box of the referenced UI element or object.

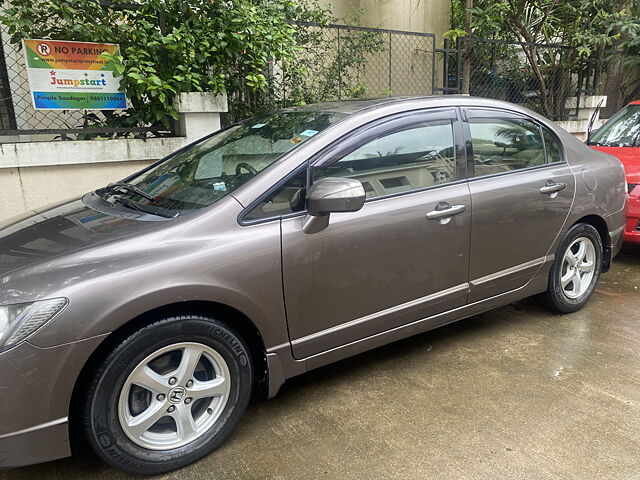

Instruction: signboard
[22,39,127,110]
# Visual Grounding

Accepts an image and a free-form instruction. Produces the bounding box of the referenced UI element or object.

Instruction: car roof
[287,95,545,117]
[285,96,419,114]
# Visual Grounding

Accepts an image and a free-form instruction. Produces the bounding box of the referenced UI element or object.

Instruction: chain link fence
[1,21,438,140]
[1,19,639,141]
[0,27,81,137]
[459,38,580,120]
[287,22,436,101]
[442,37,639,121]
[0,26,172,141]
[594,50,640,119]
[226,21,437,123]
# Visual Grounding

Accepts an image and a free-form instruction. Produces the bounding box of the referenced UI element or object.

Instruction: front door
[281,109,472,358]
[462,107,576,302]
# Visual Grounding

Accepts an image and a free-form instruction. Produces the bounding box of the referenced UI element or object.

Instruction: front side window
[97,111,345,214]
[315,118,456,200]
[469,117,546,177]
[587,104,640,147]
[244,169,307,221]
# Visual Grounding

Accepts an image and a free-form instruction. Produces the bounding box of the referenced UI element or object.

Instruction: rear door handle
[426,204,466,220]
[540,181,567,195]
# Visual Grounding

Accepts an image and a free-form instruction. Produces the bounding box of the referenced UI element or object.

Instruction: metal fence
[0,34,16,131]
[441,37,639,121]
[289,21,436,100]
[595,50,640,118]
[0,25,172,141]
[226,21,438,122]
[1,19,639,141]
[1,21,438,140]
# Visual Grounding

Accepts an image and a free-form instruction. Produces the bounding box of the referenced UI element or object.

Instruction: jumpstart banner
[22,39,127,110]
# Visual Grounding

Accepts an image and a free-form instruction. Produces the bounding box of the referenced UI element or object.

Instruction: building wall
[0,161,152,220]
[326,0,450,38]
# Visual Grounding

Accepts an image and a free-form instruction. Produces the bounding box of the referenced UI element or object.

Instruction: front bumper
[624,193,640,244]
[0,335,106,469]
[0,419,70,469]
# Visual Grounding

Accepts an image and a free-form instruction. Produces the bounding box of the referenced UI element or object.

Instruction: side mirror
[303,177,366,234]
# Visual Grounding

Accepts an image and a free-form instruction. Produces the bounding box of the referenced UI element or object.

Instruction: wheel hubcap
[561,237,596,299]
[118,342,231,450]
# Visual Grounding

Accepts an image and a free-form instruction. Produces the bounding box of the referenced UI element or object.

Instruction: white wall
[0,93,226,222]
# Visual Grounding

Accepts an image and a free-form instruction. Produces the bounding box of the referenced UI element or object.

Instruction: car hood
[590,146,640,183]
[0,197,167,279]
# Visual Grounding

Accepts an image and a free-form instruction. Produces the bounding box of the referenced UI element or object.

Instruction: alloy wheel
[117,342,231,450]
[560,236,596,299]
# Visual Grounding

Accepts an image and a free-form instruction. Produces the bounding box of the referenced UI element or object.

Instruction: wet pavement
[4,245,640,480]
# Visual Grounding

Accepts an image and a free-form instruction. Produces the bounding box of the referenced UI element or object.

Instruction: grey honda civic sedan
[0,97,627,474]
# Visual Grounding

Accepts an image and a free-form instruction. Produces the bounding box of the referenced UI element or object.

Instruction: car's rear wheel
[541,223,603,313]
[82,315,252,475]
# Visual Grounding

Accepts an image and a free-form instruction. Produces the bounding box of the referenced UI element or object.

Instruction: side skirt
[265,261,551,398]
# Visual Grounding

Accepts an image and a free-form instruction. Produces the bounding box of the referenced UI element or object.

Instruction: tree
[0,0,333,131]
[449,0,640,115]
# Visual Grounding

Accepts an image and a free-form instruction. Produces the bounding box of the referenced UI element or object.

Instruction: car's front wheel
[82,315,252,475]
[541,223,603,313]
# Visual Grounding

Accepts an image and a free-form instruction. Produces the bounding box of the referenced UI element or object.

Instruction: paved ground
[5,245,640,480]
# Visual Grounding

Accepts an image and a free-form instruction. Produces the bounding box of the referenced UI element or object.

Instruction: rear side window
[542,128,562,163]
[315,118,456,199]
[468,117,546,177]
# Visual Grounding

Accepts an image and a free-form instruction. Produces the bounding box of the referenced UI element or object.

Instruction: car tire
[82,315,253,475]
[540,223,603,313]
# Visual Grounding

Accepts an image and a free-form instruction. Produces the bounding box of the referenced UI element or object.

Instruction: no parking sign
[22,39,127,110]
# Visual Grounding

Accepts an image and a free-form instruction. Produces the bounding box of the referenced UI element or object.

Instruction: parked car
[0,97,627,474]
[587,101,640,244]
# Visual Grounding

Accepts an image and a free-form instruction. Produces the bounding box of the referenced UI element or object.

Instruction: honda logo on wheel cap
[168,386,186,404]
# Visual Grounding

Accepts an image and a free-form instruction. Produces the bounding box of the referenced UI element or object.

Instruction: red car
[588,101,640,244]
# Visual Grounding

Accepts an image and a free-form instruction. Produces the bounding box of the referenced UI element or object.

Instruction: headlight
[0,298,68,351]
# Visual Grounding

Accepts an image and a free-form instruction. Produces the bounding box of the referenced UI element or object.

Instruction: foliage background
[0,0,383,131]
[447,0,640,116]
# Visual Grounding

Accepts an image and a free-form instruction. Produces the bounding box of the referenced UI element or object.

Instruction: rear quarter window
[542,128,563,163]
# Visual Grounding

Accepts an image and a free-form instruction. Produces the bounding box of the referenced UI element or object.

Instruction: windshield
[97,111,346,214]
[588,104,640,147]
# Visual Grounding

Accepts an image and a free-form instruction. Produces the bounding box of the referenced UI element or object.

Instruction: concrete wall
[555,96,607,142]
[327,0,450,38]
[0,93,226,222]
[1,160,152,218]
[0,136,188,220]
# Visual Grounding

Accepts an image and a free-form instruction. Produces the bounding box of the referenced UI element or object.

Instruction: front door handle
[540,181,567,195]
[426,203,466,221]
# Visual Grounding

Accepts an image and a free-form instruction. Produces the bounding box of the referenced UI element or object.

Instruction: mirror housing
[303,177,366,234]
[307,177,366,216]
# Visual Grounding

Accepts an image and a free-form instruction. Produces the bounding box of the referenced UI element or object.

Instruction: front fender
[29,277,289,351]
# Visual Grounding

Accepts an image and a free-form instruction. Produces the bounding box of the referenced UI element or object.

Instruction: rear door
[462,107,575,302]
